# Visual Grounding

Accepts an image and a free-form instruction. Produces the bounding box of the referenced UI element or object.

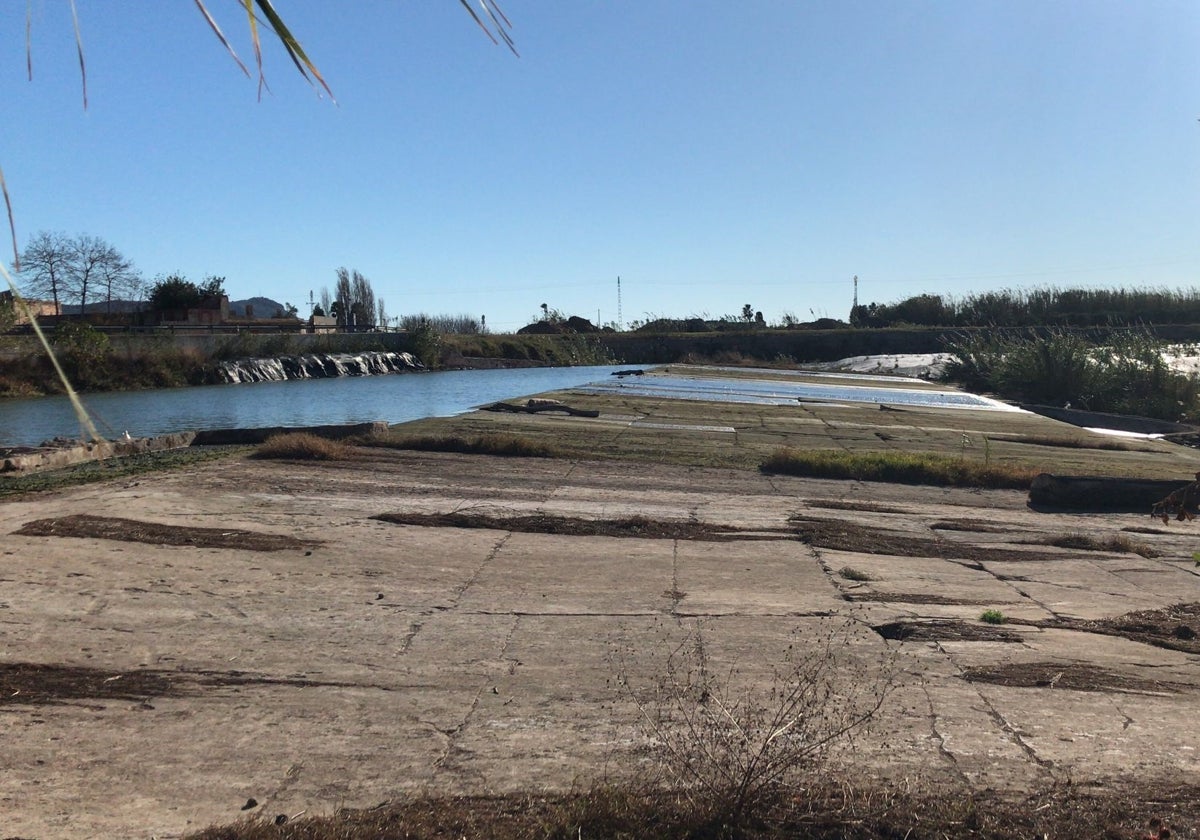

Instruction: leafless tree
[333,266,377,329]
[333,268,353,327]
[351,270,376,329]
[92,241,140,314]
[17,231,139,314]
[17,231,73,312]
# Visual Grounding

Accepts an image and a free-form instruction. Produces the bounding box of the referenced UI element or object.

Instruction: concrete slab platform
[5,435,1200,837]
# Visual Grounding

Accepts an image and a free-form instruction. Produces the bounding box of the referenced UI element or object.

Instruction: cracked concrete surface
[4,444,1200,838]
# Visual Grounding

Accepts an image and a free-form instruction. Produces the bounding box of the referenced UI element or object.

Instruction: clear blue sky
[3,1,1198,332]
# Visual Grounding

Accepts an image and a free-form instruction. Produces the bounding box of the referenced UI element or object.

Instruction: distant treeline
[851,287,1200,328]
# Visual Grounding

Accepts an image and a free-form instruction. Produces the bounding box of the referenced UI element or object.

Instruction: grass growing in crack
[252,432,353,461]
[838,566,873,582]
[761,448,1039,489]
[981,609,1007,625]
[613,618,897,832]
[1031,532,1158,558]
[364,432,565,458]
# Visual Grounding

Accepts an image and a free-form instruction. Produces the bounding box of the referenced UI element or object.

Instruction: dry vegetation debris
[371,511,790,542]
[963,661,1183,694]
[13,514,314,552]
[1038,602,1200,655]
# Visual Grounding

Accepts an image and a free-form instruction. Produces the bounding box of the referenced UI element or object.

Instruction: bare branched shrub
[615,618,897,829]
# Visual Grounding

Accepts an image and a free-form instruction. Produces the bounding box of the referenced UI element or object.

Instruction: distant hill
[229,297,290,318]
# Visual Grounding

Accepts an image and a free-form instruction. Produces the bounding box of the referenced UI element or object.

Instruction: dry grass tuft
[1030,532,1159,558]
[762,448,1039,489]
[366,432,564,458]
[253,433,353,461]
[1004,434,1140,452]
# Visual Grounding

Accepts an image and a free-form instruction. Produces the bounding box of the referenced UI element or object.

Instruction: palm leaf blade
[193,0,251,77]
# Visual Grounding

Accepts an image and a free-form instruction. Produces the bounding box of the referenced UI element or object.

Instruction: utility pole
[617,276,622,331]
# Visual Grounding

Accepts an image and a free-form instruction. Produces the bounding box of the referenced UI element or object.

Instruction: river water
[0,365,631,448]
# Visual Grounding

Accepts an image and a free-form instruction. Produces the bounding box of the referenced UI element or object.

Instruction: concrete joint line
[669,540,681,616]
[920,680,970,787]
[434,615,520,771]
[449,533,511,608]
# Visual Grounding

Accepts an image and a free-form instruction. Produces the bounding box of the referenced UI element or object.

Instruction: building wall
[0,291,60,324]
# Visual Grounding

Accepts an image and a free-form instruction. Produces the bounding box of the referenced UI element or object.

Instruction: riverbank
[5,369,1200,838]
[0,330,618,398]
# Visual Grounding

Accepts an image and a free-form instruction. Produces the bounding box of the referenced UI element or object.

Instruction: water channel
[0,365,631,448]
[1,363,1029,449]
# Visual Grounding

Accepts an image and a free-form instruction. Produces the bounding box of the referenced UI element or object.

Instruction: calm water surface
[0,366,629,448]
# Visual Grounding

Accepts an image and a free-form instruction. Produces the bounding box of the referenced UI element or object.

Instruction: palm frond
[239,0,267,99]
[459,0,518,56]
[0,164,16,270]
[68,0,87,108]
[25,2,32,81]
[253,0,334,100]
[192,0,250,78]
[0,265,102,442]
[479,0,518,55]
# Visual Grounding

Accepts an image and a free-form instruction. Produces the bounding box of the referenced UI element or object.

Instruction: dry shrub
[614,618,897,831]
[253,432,352,461]
[183,780,1198,839]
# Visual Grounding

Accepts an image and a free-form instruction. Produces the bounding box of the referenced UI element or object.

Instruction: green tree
[148,274,225,313]
[50,321,112,388]
[406,318,441,367]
